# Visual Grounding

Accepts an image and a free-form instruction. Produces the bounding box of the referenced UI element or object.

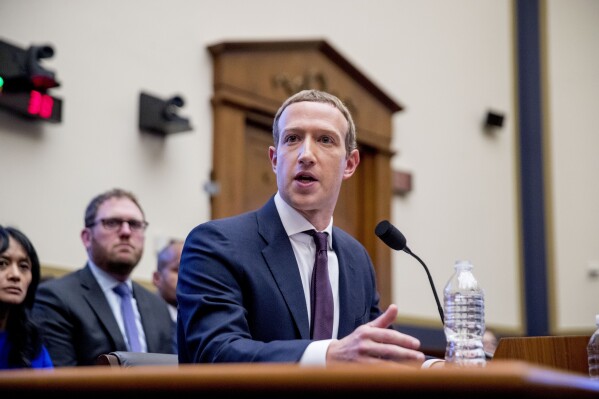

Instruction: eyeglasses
[87,218,149,232]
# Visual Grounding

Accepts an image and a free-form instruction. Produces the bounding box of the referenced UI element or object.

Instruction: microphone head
[375,220,407,251]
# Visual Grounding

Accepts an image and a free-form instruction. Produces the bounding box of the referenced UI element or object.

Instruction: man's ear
[81,228,91,248]
[152,270,161,288]
[269,146,277,173]
[343,149,360,180]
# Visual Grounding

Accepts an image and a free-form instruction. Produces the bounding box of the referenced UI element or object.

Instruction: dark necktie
[306,230,334,340]
[113,283,142,352]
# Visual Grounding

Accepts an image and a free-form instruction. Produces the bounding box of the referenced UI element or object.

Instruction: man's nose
[118,221,133,235]
[298,137,316,163]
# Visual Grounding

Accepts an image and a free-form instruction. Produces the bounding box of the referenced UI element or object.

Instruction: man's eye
[285,135,298,143]
[105,219,120,228]
[129,221,142,229]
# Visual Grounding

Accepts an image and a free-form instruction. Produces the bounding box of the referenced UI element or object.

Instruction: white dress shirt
[274,193,337,365]
[88,261,148,352]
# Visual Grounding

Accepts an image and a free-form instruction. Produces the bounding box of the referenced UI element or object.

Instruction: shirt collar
[88,259,132,292]
[274,192,333,248]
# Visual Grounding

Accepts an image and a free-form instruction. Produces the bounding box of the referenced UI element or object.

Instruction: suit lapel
[133,284,154,351]
[258,198,311,339]
[80,265,127,350]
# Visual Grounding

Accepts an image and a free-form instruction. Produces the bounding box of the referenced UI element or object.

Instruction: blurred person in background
[153,239,183,354]
[483,329,499,358]
[0,225,53,369]
[32,188,175,366]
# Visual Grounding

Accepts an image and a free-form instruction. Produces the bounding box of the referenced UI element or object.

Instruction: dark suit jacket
[177,196,382,363]
[32,265,175,366]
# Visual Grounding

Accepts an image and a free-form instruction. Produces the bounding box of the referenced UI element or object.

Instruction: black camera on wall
[0,38,60,92]
[139,91,192,135]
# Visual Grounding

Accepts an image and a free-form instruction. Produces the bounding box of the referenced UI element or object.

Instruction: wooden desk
[0,361,597,398]
[494,335,591,375]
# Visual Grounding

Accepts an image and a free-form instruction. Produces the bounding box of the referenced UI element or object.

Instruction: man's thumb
[368,304,399,329]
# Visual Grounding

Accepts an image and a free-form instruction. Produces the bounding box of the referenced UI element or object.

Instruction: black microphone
[375,220,445,326]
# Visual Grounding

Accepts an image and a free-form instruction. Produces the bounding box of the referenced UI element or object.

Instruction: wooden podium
[0,361,597,398]
[493,335,591,376]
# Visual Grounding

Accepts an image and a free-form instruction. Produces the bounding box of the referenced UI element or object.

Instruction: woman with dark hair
[0,225,52,369]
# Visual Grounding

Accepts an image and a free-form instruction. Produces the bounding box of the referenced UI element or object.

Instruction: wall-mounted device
[0,38,62,123]
[139,91,192,135]
[484,110,505,130]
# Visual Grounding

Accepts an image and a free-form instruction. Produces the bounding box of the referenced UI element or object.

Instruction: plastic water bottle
[443,260,486,366]
[588,314,599,380]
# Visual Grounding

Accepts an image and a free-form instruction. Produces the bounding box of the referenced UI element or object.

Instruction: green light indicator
[0,76,4,88]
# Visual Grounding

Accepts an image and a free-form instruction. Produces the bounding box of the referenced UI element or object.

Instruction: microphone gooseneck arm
[374,220,445,327]
[402,246,445,325]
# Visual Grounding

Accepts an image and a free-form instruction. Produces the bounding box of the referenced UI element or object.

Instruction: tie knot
[113,283,131,298]
[306,230,328,252]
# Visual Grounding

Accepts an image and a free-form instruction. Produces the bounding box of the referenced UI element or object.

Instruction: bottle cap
[454,260,473,270]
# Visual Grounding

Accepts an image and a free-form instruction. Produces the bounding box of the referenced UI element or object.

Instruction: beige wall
[545,0,599,333]
[389,1,519,332]
[0,0,597,335]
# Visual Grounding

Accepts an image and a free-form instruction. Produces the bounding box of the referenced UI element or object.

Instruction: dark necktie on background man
[306,230,334,340]
[113,283,142,352]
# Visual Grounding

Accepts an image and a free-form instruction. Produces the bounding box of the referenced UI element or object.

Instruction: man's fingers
[365,304,422,353]
[364,324,422,350]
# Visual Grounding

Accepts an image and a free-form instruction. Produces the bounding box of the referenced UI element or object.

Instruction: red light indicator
[39,94,53,118]
[28,90,42,115]
[27,90,54,119]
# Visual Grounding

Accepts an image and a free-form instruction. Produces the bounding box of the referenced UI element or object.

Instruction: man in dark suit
[32,188,175,366]
[153,239,183,354]
[178,90,437,366]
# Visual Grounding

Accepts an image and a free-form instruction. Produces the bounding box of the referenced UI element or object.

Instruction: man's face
[269,101,359,228]
[153,242,182,307]
[81,197,145,280]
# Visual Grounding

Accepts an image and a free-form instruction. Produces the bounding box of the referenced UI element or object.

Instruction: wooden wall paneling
[210,103,247,219]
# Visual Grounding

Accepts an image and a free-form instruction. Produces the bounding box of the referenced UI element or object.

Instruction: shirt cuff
[421,358,445,368]
[299,339,333,366]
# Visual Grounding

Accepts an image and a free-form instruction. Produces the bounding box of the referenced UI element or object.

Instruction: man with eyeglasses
[32,188,175,366]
